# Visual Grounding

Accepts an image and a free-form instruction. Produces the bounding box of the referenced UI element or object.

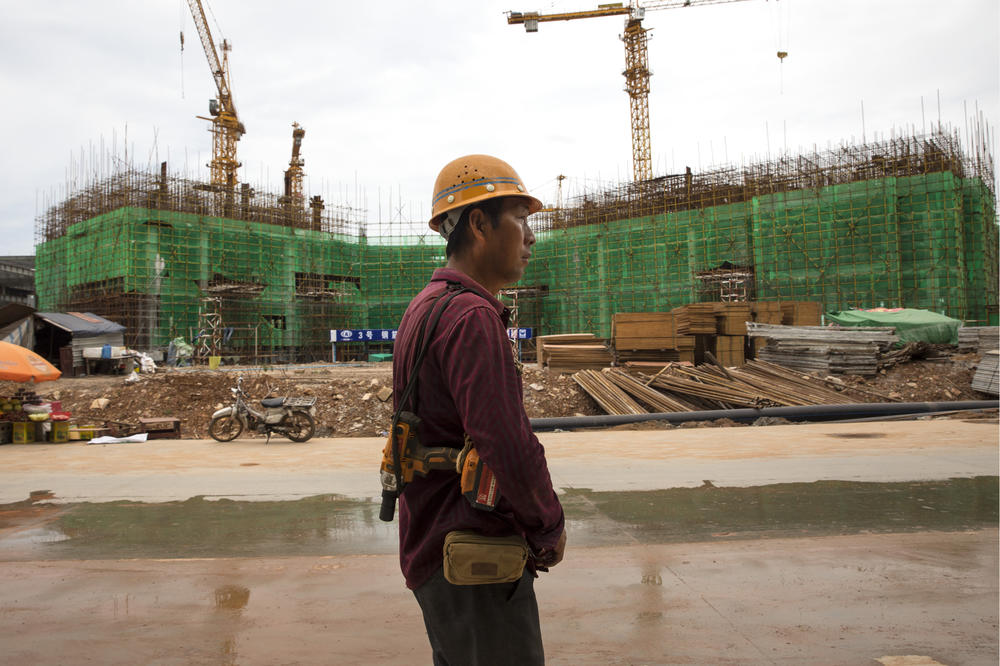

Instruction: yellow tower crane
[508,0,753,183]
[282,122,306,205]
[187,0,245,189]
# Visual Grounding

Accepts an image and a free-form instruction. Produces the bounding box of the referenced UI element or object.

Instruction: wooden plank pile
[713,302,753,335]
[779,301,823,326]
[750,301,784,325]
[971,350,999,395]
[958,326,1000,354]
[672,303,718,334]
[747,322,897,375]
[611,312,695,364]
[611,300,824,369]
[537,333,613,374]
[571,359,862,416]
[572,369,645,415]
[713,335,745,367]
[750,302,786,355]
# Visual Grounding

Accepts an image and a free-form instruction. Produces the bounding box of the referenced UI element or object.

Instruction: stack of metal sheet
[747,323,898,376]
[958,327,1000,354]
[971,350,999,395]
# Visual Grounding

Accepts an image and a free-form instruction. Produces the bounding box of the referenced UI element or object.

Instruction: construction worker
[392,155,566,665]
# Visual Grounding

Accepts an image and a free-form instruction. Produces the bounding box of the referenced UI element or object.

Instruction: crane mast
[508,0,753,183]
[187,0,245,189]
[283,122,306,205]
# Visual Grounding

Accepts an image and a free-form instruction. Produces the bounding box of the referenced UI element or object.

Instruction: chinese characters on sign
[330,328,532,342]
[330,329,398,343]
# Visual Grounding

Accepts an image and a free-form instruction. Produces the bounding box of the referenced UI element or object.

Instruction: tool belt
[443,530,529,585]
[379,282,503,522]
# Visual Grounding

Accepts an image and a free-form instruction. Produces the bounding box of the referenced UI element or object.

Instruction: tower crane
[187,0,245,189]
[508,0,753,183]
[282,122,306,205]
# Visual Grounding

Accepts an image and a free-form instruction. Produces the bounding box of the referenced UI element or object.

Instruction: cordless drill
[379,412,500,521]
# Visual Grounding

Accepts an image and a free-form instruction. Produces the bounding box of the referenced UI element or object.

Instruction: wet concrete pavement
[0,420,997,664]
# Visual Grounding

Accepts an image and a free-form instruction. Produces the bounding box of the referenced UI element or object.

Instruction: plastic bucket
[208,356,222,370]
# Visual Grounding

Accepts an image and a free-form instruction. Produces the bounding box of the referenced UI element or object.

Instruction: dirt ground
[0,352,992,439]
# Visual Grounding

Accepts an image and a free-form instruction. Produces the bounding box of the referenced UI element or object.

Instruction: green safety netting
[35,172,998,353]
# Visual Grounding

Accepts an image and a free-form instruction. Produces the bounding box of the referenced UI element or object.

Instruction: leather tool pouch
[443,530,529,585]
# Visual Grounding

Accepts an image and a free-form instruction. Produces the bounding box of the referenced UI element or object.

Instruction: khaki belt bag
[443,530,529,585]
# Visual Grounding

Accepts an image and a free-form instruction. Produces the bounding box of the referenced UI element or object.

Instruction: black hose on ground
[528,400,1000,431]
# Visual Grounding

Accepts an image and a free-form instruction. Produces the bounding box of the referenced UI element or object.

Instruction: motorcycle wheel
[284,411,315,442]
[209,414,243,442]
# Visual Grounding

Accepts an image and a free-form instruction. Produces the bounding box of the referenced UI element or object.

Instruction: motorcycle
[209,376,317,443]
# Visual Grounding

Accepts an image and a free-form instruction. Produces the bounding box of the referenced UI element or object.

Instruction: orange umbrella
[0,341,62,383]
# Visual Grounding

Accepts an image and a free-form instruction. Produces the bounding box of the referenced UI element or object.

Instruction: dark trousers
[413,566,544,666]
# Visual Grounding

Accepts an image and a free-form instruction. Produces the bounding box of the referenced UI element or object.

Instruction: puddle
[0,526,71,548]
[214,584,250,610]
[561,476,998,547]
[0,477,994,561]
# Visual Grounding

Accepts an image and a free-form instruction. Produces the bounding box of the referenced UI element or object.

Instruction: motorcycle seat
[260,397,285,408]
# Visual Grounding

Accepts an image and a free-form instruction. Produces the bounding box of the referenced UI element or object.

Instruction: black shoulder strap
[397,281,472,416]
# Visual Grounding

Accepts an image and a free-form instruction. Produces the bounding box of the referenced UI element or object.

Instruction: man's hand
[538,529,567,568]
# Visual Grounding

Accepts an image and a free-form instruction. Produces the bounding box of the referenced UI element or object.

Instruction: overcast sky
[1,0,996,255]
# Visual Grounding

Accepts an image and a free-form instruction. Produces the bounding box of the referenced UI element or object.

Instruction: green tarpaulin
[826,309,962,345]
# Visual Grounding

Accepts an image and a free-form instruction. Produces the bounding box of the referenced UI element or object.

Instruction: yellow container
[50,421,69,443]
[12,422,35,444]
[208,356,222,370]
[68,425,106,440]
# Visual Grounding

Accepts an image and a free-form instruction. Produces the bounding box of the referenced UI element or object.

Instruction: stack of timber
[597,368,698,413]
[750,301,784,325]
[958,326,1000,354]
[537,333,613,373]
[780,301,823,326]
[712,335,745,367]
[572,369,645,415]
[713,302,753,335]
[672,304,718,334]
[611,312,695,364]
[750,302,783,354]
[747,322,897,375]
[572,360,861,416]
[971,350,999,395]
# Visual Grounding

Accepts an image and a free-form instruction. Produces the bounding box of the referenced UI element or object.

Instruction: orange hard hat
[429,154,542,238]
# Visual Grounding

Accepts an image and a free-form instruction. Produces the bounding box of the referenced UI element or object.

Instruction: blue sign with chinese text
[331,329,397,343]
[331,327,531,342]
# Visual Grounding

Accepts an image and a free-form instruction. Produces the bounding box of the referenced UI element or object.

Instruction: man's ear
[467,207,491,243]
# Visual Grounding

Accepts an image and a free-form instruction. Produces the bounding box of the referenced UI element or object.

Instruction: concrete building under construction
[34,127,998,364]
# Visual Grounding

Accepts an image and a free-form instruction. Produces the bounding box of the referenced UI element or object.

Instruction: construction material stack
[958,327,1000,354]
[971,351,999,395]
[747,323,898,375]
[611,312,695,365]
[536,334,613,373]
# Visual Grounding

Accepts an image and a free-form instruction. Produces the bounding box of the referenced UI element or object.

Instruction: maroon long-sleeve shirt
[392,268,565,590]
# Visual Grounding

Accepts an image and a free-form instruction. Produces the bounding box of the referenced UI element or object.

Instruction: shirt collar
[430,267,508,320]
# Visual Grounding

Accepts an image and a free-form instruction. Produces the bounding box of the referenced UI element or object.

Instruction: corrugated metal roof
[35,311,126,337]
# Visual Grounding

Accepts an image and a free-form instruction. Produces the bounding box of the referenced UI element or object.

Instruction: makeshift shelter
[34,312,126,376]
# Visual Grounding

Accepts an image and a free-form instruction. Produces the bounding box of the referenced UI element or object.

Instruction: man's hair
[445,197,505,258]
